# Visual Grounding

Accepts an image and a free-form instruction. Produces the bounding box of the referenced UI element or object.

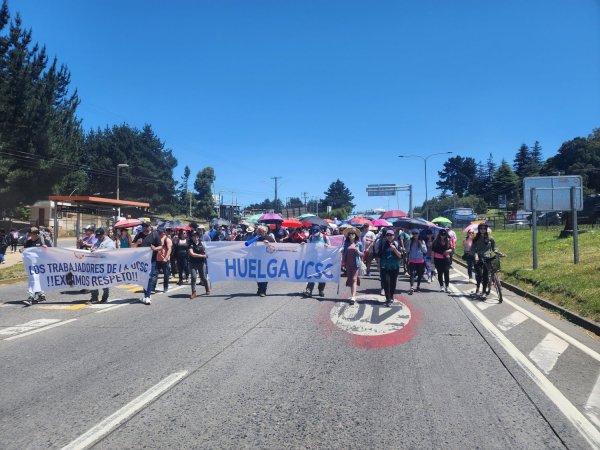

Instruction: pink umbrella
[371,218,392,227]
[463,223,492,233]
[114,218,142,229]
[259,213,284,223]
[380,209,408,219]
[350,217,372,226]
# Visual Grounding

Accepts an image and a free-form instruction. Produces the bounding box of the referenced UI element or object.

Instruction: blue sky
[10,0,600,213]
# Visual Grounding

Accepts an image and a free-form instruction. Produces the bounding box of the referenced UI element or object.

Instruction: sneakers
[440,286,445,292]
[259,293,266,297]
[415,286,421,292]
[36,294,46,303]
[385,301,392,307]
[349,297,355,305]
[380,289,385,296]
[303,290,312,298]
[408,288,414,295]
[23,297,33,307]
[469,277,474,283]
[141,297,151,305]
[444,286,450,293]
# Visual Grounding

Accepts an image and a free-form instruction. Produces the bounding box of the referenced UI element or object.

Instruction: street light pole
[116,163,129,218]
[398,152,452,220]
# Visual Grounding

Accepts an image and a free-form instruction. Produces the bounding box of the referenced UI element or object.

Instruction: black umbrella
[301,215,329,227]
[392,218,429,230]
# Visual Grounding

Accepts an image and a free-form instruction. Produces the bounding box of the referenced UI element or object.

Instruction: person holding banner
[132,222,162,305]
[302,225,330,298]
[342,227,364,304]
[255,225,275,297]
[188,232,210,298]
[89,228,116,303]
[22,228,52,306]
[78,226,97,250]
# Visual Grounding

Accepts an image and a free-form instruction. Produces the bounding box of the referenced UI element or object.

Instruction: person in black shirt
[188,232,209,298]
[132,222,162,305]
[22,228,52,306]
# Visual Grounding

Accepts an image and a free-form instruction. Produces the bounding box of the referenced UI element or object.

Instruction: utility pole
[271,176,282,212]
[301,192,309,206]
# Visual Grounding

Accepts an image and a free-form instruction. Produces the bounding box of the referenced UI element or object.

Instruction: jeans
[306,282,326,294]
[381,267,400,301]
[190,263,208,293]
[157,261,170,290]
[176,254,189,280]
[90,288,109,301]
[144,261,158,298]
[465,254,475,279]
[434,257,450,288]
[408,262,425,288]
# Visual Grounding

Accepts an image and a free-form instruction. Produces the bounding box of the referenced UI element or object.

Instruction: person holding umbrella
[342,227,364,304]
[302,225,330,298]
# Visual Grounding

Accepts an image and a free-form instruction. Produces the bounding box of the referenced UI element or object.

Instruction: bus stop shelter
[48,196,150,246]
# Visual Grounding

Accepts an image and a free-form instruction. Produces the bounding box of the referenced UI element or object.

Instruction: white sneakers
[440,286,445,292]
[141,297,151,305]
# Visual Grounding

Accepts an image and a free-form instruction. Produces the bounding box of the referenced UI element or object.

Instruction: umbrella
[324,218,334,223]
[298,213,316,219]
[175,225,192,231]
[413,217,437,227]
[338,223,353,229]
[259,213,284,224]
[380,209,408,219]
[282,218,303,228]
[431,216,452,225]
[114,218,141,229]
[463,223,492,233]
[301,215,329,227]
[392,218,431,230]
[371,218,392,227]
[349,217,372,226]
[211,218,231,226]
[245,214,263,224]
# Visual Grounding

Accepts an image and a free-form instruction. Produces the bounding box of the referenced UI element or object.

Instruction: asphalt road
[0,267,599,449]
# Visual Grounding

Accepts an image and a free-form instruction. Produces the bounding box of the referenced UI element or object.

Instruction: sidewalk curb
[453,259,600,336]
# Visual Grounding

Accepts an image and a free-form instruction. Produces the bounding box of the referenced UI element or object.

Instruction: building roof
[48,196,150,208]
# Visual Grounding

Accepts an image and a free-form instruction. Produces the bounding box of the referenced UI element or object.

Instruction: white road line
[94,303,130,314]
[529,333,570,374]
[585,373,600,428]
[3,319,77,341]
[61,371,188,450]
[454,265,600,362]
[476,301,495,310]
[451,285,600,448]
[497,311,529,332]
[502,297,600,363]
[0,319,61,336]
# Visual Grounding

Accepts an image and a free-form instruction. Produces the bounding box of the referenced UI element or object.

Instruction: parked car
[579,194,600,224]
[534,212,562,226]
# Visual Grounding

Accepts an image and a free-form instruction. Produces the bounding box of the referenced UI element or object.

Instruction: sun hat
[247,226,255,233]
[343,227,360,239]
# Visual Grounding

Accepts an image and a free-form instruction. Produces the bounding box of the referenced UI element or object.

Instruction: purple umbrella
[258,213,284,224]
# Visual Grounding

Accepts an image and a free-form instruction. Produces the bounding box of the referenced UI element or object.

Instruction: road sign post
[366,184,413,217]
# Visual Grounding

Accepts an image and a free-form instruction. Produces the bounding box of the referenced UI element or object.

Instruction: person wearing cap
[255,225,276,297]
[132,222,162,305]
[360,224,376,276]
[472,223,504,298]
[188,231,210,298]
[432,229,453,293]
[406,229,427,295]
[78,226,97,250]
[156,227,173,293]
[378,229,404,307]
[302,225,330,298]
[22,228,52,306]
[88,228,116,303]
[342,227,364,304]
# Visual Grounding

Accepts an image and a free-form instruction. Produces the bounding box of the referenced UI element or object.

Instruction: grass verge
[462,228,600,323]
[0,262,26,282]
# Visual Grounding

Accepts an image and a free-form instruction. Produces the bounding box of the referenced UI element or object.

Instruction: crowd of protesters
[15,215,494,308]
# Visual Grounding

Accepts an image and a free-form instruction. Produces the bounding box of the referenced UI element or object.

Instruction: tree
[436,156,477,197]
[286,197,304,208]
[0,3,84,209]
[193,167,216,219]
[178,165,191,213]
[530,141,543,175]
[490,160,520,207]
[323,179,355,211]
[247,198,284,212]
[513,143,536,179]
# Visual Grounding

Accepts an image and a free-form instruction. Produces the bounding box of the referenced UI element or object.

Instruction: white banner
[23,247,152,292]
[205,242,342,283]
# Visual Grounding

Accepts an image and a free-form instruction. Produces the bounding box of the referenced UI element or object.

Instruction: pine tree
[193,167,216,219]
[323,179,355,211]
[513,143,534,179]
[530,141,543,175]
[491,160,521,207]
